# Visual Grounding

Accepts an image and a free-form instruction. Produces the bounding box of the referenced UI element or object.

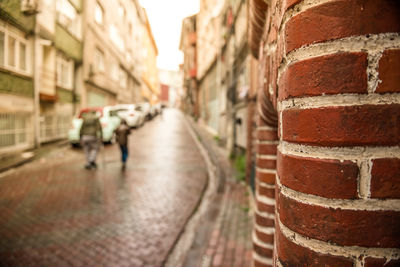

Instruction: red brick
[253,241,273,258]
[364,257,400,267]
[278,52,368,100]
[370,158,400,199]
[255,213,275,228]
[257,184,275,199]
[256,171,275,184]
[276,224,353,267]
[282,105,400,146]
[278,192,400,247]
[285,0,400,53]
[257,143,277,155]
[377,49,400,94]
[256,158,277,170]
[255,228,274,245]
[257,129,278,141]
[277,152,359,199]
[257,199,275,214]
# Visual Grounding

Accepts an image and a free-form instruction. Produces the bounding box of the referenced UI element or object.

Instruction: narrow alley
[0,110,208,266]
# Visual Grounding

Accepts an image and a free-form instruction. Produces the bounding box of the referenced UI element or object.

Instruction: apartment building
[179,14,197,117]
[139,8,159,104]
[0,1,36,153]
[82,0,142,108]
[0,0,156,154]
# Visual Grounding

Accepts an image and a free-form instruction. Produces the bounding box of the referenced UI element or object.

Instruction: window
[111,62,118,81]
[8,36,16,67]
[19,43,26,71]
[118,3,126,21]
[109,24,125,52]
[56,0,82,39]
[119,67,127,88]
[0,28,29,74]
[94,48,105,72]
[56,54,73,89]
[95,2,104,25]
[0,32,4,66]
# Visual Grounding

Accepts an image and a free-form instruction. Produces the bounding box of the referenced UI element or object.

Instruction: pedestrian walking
[115,119,131,170]
[80,111,103,169]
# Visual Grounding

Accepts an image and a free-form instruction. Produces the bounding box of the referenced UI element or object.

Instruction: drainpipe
[33,17,41,148]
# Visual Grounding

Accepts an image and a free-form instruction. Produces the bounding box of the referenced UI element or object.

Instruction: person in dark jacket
[115,119,131,169]
[80,111,102,169]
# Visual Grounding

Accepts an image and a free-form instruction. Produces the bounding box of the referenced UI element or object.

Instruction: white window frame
[110,61,119,81]
[56,54,74,89]
[94,2,104,25]
[0,23,31,76]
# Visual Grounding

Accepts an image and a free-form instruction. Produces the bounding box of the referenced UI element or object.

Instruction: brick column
[276,0,400,266]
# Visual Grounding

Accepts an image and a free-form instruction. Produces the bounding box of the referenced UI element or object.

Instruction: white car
[113,104,145,128]
[136,102,152,120]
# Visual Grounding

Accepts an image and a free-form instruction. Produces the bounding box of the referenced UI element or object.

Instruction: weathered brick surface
[370,158,400,199]
[257,143,277,155]
[256,171,276,185]
[285,0,400,53]
[282,105,400,146]
[257,200,275,214]
[377,49,400,93]
[278,52,368,100]
[257,129,278,141]
[252,0,400,265]
[256,157,277,170]
[257,183,275,199]
[278,193,400,247]
[255,228,274,245]
[255,212,275,228]
[278,152,359,199]
[276,225,353,267]
[253,242,273,258]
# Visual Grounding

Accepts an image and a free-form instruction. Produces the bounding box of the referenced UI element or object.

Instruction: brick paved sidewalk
[181,118,254,267]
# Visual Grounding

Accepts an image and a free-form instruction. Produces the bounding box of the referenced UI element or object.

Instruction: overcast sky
[139,0,199,71]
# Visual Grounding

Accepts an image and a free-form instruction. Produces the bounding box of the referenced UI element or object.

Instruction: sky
[139,0,199,71]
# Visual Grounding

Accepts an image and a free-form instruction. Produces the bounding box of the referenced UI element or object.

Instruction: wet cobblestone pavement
[0,109,208,267]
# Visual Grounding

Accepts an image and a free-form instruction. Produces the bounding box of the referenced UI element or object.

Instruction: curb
[0,139,69,174]
[165,113,223,267]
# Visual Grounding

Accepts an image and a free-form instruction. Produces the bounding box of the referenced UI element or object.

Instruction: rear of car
[114,104,145,128]
[68,107,120,146]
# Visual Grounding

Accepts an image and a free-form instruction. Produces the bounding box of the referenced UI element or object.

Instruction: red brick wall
[252,0,400,266]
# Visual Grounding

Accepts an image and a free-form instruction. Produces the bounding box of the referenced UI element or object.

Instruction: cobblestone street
[0,110,208,267]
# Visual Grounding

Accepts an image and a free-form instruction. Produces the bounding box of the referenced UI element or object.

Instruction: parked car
[113,104,145,128]
[136,102,152,120]
[68,106,121,146]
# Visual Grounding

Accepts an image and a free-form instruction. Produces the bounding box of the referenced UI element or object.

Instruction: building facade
[0,0,36,153]
[140,8,159,104]
[82,0,142,108]
[191,0,251,154]
[0,0,157,154]
[179,14,197,117]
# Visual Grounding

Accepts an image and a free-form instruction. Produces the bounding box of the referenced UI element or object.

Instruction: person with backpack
[80,111,103,169]
[115,119,131,170]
